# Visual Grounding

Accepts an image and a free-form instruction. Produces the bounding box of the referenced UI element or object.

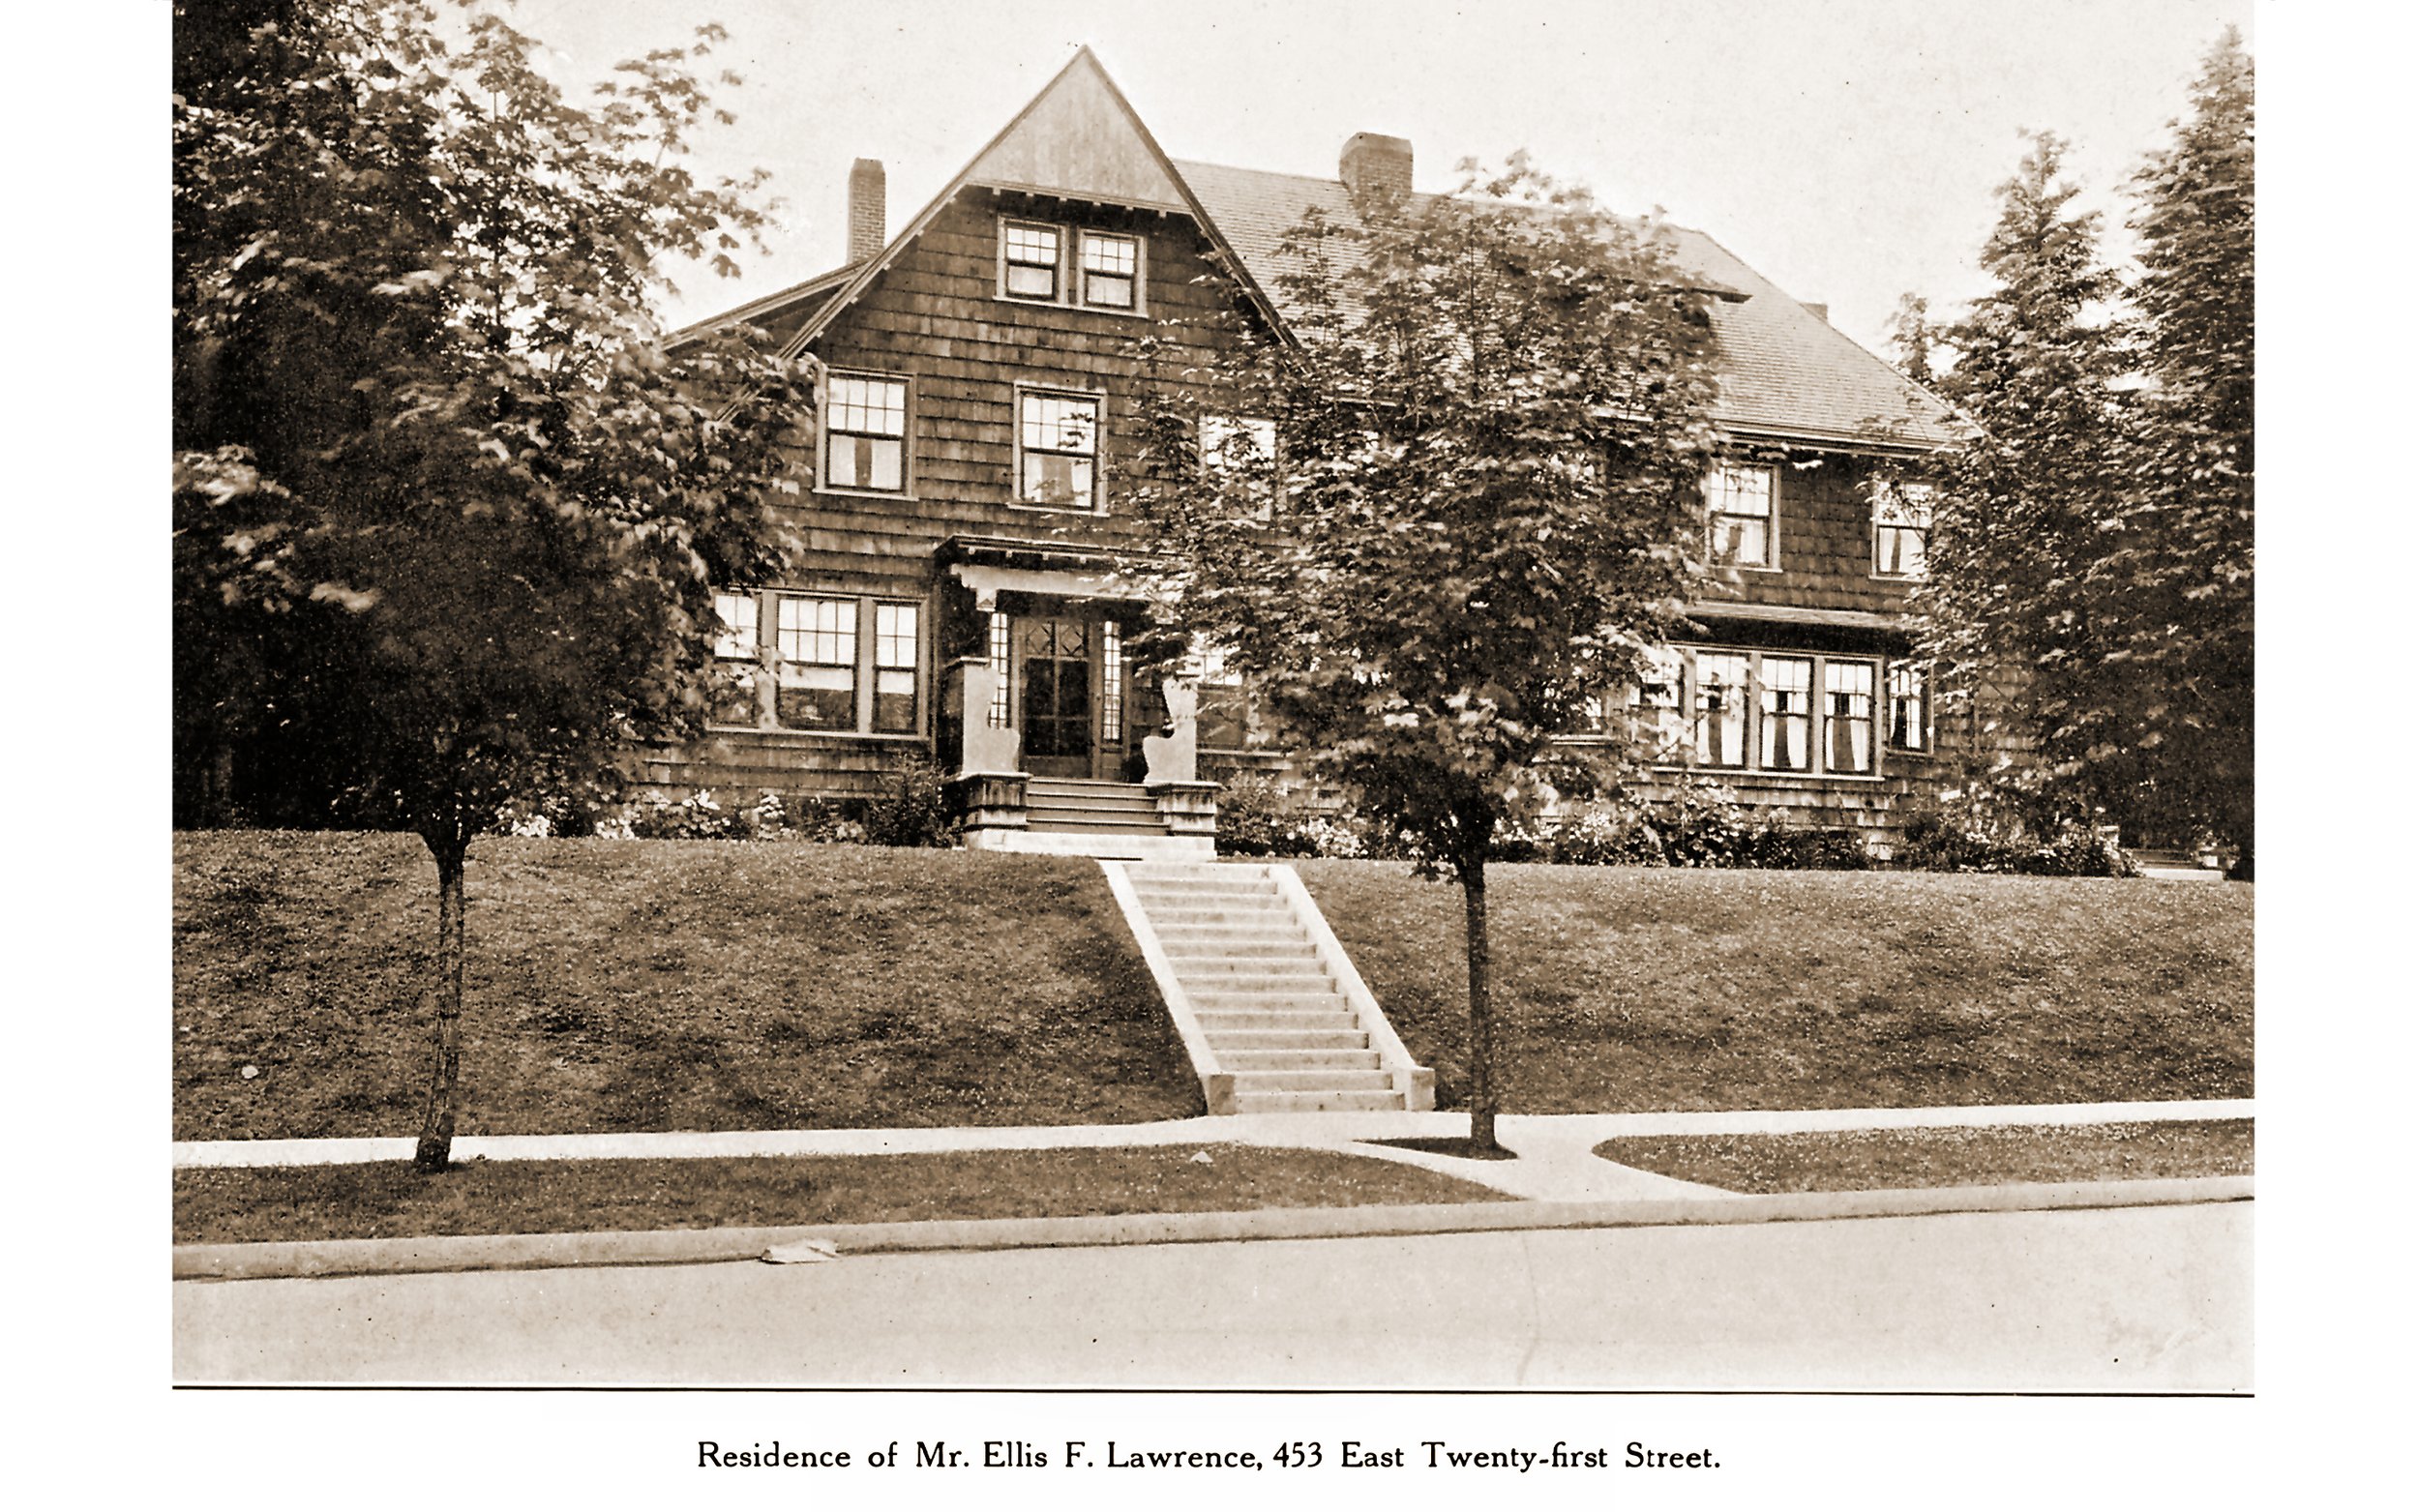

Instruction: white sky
[507,0,2251,358]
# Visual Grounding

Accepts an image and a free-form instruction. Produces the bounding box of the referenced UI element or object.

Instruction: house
[658,48,1967,855]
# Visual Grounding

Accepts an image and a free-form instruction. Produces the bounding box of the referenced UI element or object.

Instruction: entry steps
[981,778,1212,860]
[1101,860,1435,1114]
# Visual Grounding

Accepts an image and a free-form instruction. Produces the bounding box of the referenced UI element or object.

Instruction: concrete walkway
[172,1097,2253,1204]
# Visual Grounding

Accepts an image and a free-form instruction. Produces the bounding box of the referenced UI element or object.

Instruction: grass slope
[1593,1120,2254,1194]
[175,833,1201,1141]
[1296,861,2251,1114]
[173,1144,1510,1245]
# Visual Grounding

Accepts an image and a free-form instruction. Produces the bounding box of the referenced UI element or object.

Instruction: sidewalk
[174,1096,2254,1205]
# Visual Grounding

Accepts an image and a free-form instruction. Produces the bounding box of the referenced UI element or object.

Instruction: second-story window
[1018,390,1100,509]
[1002,221,1061,300]
[1707,463,1777,568]
[1873,480,1934,578]
[824,373,908,492]
[1080,231,1138,310]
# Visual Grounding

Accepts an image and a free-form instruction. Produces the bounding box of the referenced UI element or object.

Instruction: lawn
[1296,860,2252,1114]
[1593,1119,2253,1194]
[175,832,1201,1141]
[171,1144,1511,1245]
[176,835,2253,1141]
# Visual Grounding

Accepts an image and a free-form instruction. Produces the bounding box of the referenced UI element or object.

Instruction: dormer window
[1080,231,1138,309]
[1707,463,1777,568]
[1001,221,1061,300]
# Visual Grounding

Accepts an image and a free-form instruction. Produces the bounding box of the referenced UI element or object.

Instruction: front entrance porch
[939,537,1217,858]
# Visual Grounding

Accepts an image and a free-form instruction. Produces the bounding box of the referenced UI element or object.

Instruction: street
[173,1201,2250,1390]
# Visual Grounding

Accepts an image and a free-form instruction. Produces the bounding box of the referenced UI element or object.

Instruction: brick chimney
[1339,132,1412,202]
[847,158,886,265]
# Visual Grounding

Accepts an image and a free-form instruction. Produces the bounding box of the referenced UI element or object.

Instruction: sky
[504,0,2251,359]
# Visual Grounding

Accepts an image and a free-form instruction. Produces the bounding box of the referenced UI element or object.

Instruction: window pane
[828,376,906,436]
[1081,232,1135,277]
[1694,652,1749,767]
[1760,657,1812,771]
[1085,272,1133,309]
[1005,262,1055,298]
[827,434,904,491]
[875,603,917,669]
[872,668,916,733]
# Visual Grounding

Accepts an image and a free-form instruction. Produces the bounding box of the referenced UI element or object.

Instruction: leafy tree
[2107,29,2255,875]
[1133,161,1721,1148]
[1909,132,2141,845]
[173,0,812,1169]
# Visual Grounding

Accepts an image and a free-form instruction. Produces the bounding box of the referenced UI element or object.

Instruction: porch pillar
[1144,675,1218,844]
[950,652,1029,848]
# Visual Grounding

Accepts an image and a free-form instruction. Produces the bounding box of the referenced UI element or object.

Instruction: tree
[173,0,812,1169]
[1910,31,2255,877]
[1132,161,1720,1149]
[1909,132,2141,841]
[2106,28,2255,875]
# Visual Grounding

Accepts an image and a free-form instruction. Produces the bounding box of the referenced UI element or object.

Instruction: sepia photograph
[146,0,2295,1486]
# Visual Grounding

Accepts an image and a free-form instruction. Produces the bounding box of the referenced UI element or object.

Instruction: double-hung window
[1018,390,1101,510]
[774,596,857,730]
[1759,656,1814,772]
[872,603,919,734]
[824,372,908,493]
[1629,645,1687,760]
[1873,480,1934,578]
[1694,652,1751,768]
[1001,221,1061,301]
[1080,231,1138,310]
[1888,661,1929,753]
[710,589,762,726]
[1707,463,1777,568]
[1824,661,1876,775]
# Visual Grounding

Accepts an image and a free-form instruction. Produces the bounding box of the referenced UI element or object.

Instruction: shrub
[1547,808,1666,867]
[1743,822,1873,871]
[1896,789,2135,877]
[864,756,960,848]
[628,788,743,841]
[1642,779,1752,868]
[1212,771,1290,857]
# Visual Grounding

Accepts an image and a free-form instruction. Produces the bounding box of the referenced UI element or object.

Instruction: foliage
[1208,770,1292,856]
[172,0,808,1167]
[1131,156,1722,1145]
[863,756,963,848]
[1904,32,2254,876]
[1895,787,2135,878]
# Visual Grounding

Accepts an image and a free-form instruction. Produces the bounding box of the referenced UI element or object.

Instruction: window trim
[1705,461,1781,573]
[816,369,914,500]
[1010,384,1108,515]
[998,218,1063,304]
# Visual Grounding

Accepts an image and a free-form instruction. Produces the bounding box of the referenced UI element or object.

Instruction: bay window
[711,590,924,735]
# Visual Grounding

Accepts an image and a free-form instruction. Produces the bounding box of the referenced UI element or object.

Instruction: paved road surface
[173,1201,2250,1390]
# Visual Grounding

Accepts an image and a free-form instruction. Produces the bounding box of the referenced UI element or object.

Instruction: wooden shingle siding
[1697,452,1919,617]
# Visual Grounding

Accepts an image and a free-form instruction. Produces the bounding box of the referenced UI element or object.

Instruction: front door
[1016,615,1093,778]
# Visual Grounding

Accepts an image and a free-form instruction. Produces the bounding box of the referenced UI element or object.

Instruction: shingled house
[660,48,1966,856]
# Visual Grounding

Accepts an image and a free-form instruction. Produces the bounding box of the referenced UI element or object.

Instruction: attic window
[1002,222,1060,300]
[1081,231,1137,310]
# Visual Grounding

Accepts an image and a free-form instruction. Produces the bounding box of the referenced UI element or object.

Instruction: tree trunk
[1459,862,1502,1153]
[413,834,470,1173]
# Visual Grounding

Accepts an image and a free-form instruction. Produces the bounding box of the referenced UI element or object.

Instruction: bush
[1896,790,2135,877]
[627,788,744,841]
[1743,822,1873,871]
[1548,808,1667,867]
[1211,771,1290,856]
[864,756,960,848]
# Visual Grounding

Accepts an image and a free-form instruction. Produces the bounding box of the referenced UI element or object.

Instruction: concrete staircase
[1102,860,1435,1114]
[1027,778,1165,838]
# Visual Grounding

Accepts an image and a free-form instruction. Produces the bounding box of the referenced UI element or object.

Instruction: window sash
[1693,652,1751,768]
[1018,392,1101,508]
[1759,657,1813,771]
[1888,662,1928,752]
[1707,464,1776,567]
[824,374,908,493]
[1080,232,1137,309]
[1825,661,1875,775]
[1003,222,1060,300]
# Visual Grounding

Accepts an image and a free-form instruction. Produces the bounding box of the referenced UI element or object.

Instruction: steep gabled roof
[1175,160,1960,451]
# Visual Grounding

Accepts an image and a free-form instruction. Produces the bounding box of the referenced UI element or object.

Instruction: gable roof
[1174,160,1960,451]
[775,47,1284,358]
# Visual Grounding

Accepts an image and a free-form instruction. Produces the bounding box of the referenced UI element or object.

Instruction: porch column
[951,592,1029,848]
[1144,675,1218,844]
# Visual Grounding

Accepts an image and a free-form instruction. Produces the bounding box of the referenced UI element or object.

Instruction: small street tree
[173,0,812,1169]
[1133,162,1720,1149]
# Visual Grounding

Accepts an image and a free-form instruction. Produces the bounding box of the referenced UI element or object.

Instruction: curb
[173,1174,2252,1282]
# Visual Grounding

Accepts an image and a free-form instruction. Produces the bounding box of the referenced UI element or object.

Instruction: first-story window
[1825,660,1875,775]
[986,611,1012,728]
[1707,462,1777,568]
[710,589,762,726]
[1888,661,1929,752]
[1100,618,1125,745]
[1018,390,1101,509]
[1760,656,1813,771]
[1629,645,1687,759]
[824,372,908,492]
[1873,480,1934,578]
[1694,652,1751,768]
[775,596,856,729]
[872,603,918,733]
